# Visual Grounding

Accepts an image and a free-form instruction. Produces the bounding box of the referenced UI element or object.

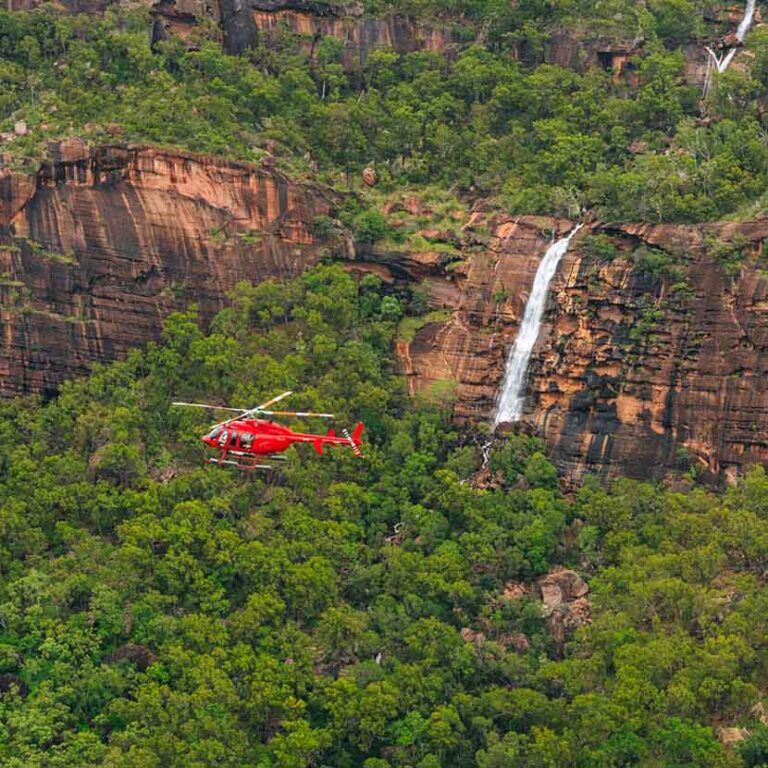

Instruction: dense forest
[4,0,768,765]
[0,267,764,766]
[2,2,768,222]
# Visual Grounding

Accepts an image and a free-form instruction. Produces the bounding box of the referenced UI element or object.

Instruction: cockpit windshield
[207,426,224,441]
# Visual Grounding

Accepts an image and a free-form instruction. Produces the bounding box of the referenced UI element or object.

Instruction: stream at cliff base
[494,224,582,426]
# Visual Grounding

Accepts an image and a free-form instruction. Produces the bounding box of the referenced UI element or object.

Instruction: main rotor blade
[254,390,294,411]
[261,409,336,418]
[172,402,247,413]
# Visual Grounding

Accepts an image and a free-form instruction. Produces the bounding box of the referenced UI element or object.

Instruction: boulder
[719,727,749,745]
[362,166,377,186]
[536,568,589,610]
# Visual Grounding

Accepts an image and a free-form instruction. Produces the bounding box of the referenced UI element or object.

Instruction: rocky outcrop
[396,210,768,485]
[0,140,339,397]
[534,568,591,657]
[527,219,768,485]
[535,568,589,609]
[151,0,219,46]
[227,1,458,69]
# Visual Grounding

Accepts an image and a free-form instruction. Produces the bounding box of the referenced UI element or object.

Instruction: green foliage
[580,234,619,262]
[739,724,768,768]
[2,5,768,221]
[633,245,680,281]
[353,209,391,243]
[705,234,750,277]
[0,267,767,764]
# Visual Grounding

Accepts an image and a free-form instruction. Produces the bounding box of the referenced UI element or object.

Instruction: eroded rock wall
[527,220,768,484]
[0,140,339,397]
[226,1,458,68]
[8,0,115,9]
[396,213,768,484]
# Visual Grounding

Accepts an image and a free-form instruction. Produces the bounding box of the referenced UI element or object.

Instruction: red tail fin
[313,439,324,455]
[327,428,336,438]
[352,422,364,445]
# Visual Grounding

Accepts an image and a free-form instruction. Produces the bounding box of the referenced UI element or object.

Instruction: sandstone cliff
[395,211,768,485]
[12,0,754,88]
[152,0,459,69]
[3,141,768,484]
[529,219,768,485]
[0,140,339,397]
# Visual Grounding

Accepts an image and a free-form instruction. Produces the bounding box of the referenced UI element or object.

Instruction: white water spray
[494,224,582,426]
[705,0,756,78]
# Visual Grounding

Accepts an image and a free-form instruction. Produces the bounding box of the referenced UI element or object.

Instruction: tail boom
[292,423,365,457]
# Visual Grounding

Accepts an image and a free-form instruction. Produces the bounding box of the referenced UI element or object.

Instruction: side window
[229,431,239,447]
[218,430,229,447]
[240,433,253,449]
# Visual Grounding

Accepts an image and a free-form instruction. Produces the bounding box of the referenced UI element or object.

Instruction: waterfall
[493,224,582,426]
[705,0,756,77]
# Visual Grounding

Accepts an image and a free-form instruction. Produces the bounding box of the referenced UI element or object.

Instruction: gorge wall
[395,213,768,485]
[148,0,460,70]
[530,220,768,485]
[3,141,768,484]
[0,140,340,397]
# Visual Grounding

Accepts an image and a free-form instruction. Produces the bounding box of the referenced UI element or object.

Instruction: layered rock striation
[3,141,768,483]
[397,212,768,484]
[527,220,768,484]
[148,0,459,68]
[0,140,339,397]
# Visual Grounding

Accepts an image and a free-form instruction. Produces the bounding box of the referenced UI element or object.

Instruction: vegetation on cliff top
[3,4,768,221]
[0,266,767,766]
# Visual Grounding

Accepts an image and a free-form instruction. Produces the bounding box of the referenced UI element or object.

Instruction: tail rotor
[343,422,364,457]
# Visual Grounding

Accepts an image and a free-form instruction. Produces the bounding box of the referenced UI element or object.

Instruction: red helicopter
[172,391,364,470]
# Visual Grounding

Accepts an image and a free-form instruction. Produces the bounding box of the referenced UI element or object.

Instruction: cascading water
[705,0,756,78]
[493,224,582,426]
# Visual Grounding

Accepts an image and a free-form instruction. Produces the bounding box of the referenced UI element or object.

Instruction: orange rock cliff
[0,141,341,398]
[393,215,768,485]
[3,141,768,484]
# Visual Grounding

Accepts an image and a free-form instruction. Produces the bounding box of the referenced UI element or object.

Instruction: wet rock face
[394,214,574,422]
[527,220,768,485]
[397,213,768,485]
[0,141,339,398]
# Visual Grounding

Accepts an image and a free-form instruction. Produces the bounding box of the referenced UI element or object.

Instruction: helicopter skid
[207,451,289,471]
[207,457,274,471]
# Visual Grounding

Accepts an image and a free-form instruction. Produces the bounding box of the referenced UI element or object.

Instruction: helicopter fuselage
[203,418,362,457]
